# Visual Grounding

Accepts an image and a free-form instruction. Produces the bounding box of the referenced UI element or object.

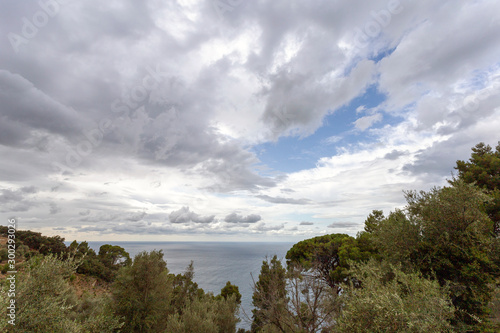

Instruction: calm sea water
[77,241,294,329]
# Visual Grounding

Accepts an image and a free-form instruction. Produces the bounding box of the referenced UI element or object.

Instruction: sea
[75,241,294,330]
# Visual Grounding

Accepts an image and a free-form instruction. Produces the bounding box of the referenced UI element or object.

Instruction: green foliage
[166,294,240,333]
[68,241,131,282]
[251,255,339,332]
[335,260,455,333]
[221,281,242,304]
[69,240,96,257]
[98,244,132,269]
[286,233,375,293]
[251,255,288,332]
[0,248,8,262]
[12,254,79,332]
[15,243,30,260]
[367,180,499,330]
[486,283,500,332]
[69,293,123,333]
[112,250,173,332]
[0,284,8,332]
[363,209,385,233]
[0,226,67,256]
[170,261,206,313]
[455,141,500,235]
[371,209,420,267]
[1,254,122,332]
[406,181,497,329]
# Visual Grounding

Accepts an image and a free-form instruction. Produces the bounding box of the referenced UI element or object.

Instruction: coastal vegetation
[1,142,500,332]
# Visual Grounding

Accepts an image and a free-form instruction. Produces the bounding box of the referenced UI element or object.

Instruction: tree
[111,250,173,332]
[98,244,131,269]
[221,281,242,304]
[286,234,375,294]
[285,265,338,332]
[455,141,500,235]
[0,227,67,256]
[371,209,420,267]
[335,260,455,333]
[251,255,339,333]
[251,255,289,332]
[1,254,121,332]
[166,293,240,333]
[68,241,114,281]
[5,255,79,332]
[363,209,385,233]
[170,261,206,314]
[399,181,497,330]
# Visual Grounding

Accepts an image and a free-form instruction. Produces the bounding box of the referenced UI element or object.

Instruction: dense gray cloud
[224,213,261,223]
[251,223,285,232]
[0,186,38,213]
[299,221,314,226]
[0,70,89,145]
[169,207,215,224]
[384,150,408,160]
[327,222,359,229]
[0,186,37,202]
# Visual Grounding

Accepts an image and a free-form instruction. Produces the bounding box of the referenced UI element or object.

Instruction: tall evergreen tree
[454,141,500,235]
[111,250,172,333]
[251,255,288,332]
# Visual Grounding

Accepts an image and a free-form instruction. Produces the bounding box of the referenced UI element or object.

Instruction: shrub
[335,260,455,333]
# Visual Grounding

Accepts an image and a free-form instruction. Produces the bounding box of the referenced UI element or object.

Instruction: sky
[0,0,499,242]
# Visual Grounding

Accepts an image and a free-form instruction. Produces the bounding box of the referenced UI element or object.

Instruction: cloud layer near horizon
[0,0,499,241]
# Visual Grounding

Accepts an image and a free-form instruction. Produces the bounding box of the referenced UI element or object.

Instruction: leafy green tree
[286,234,375,294]
[69,241,114,281]
[170,261,206,314]
[166,293,240,333]
[0,227,67,256]
[13,255,80,332]
[251,256,339,333]
[112,250,172,333]
[371,209,420,267]
[251,255,289,332]
[335,260,455,333]
[455,141,500,235]
[69,293,123,333]
[368,180,498,330]
[363,209,385,233]
[98,244,132,269]
[221,281,242,304]
[69,240,96,257]
[1,254,121,332]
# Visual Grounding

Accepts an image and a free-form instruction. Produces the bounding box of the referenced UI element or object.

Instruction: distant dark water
[67,241,293,329]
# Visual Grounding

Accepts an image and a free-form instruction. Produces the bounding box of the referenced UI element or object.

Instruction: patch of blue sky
[369,46,397,64]
[343,45,396,77]
[254,85,402,173]
[454,62,500,92]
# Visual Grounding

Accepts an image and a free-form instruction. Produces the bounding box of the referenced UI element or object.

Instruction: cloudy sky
[0,0,499,242]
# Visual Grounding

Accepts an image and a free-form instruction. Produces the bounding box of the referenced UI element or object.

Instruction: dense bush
[334,260,455,333]
[0,254,122,332]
